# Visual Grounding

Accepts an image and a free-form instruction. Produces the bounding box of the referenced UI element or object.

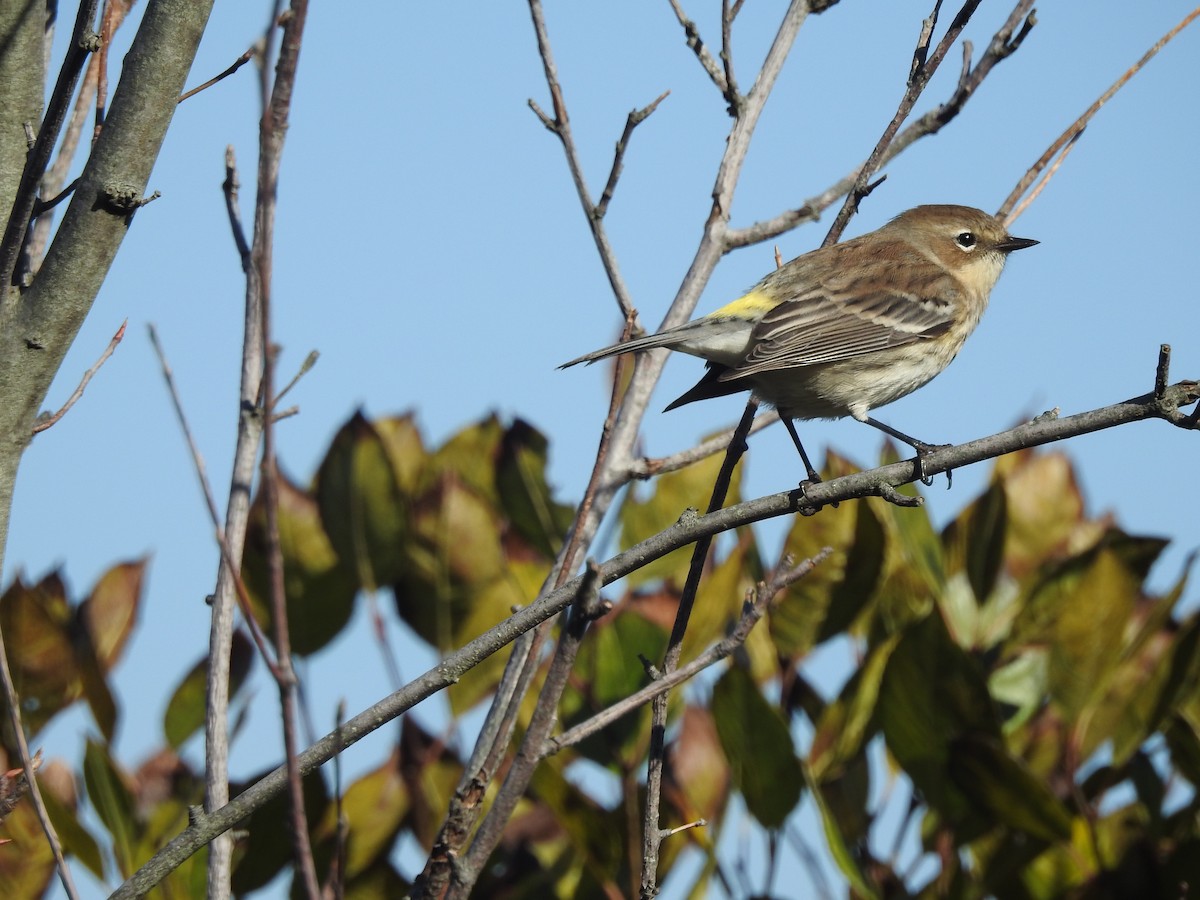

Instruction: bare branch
[252,0,320,895]
[31,318,125,434]
[595,91,670,220]
[178,47,256,104]
[630,408,780,480]
[720,0,741,113]
[146,323,280,673]
[525,0,638,320]
[667,0,728,94]
[541,539,831,761]
[998,5,1200,224]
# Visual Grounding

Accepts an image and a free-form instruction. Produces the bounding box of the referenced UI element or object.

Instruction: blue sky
[10,2,1200,896]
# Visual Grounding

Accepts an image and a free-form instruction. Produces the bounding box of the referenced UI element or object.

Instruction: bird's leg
[782,417,821,484]
[864,417,952,488]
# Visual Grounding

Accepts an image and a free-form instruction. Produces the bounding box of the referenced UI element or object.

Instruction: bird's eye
[955,231,977,250]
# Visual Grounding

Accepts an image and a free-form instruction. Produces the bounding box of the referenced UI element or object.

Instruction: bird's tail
[558,325,700,368]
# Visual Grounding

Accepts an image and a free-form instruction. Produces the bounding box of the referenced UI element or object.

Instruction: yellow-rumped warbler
[562,205,1038,481]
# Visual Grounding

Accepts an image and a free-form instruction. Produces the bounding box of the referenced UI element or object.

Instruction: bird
[561,204,1038,484]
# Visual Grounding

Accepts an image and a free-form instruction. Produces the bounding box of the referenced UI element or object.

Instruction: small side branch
[596,91,670,220]
[32,319,126,434]
[178,48,256,104]
[525,0,639,319]
[667,0,729,94]
[542,549,831,758]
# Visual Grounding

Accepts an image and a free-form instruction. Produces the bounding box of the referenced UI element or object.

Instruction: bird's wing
[727,280,959,378]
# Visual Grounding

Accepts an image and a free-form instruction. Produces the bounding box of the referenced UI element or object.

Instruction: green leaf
[78,559,146,671]
[83,739,138,876]
[803,760,878,898]
[393,472,509,650]
[319,748,409,878]
[425,414,504,502]
[942,480,1007,605]
[995,450,1086,578]
[563,606,668,767]
[711,666,802,829]
[948,733,1073,843]
[0,573,81,741]
[772,453,878,659]
[989,648,1048,733]
[42,780,105,881]
[245,475,359,656]
[163,631,254,749]
[878,612,1000,835]
[374,413,427,494]
[230,766,330,894]
[315,411,409,591]
[496,418,575,559]
[809,633,900,782]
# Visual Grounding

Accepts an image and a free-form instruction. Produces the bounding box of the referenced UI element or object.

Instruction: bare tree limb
[526,0,640,321]
[667,0,728,95]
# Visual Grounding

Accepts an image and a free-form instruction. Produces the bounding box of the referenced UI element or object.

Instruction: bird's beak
[996,236,1039,252]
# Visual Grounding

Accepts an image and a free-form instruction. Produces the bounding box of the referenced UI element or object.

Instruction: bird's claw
[910,442,952,489]
[796,477,837,515]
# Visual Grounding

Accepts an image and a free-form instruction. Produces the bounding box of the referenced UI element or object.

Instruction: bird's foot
[908,441,952,488]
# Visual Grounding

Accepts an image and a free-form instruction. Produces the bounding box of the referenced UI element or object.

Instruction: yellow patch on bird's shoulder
[707,289,777,320]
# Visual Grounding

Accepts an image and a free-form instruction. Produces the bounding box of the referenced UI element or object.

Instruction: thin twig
[328,702,347,900]
[1004,127,1082,226]
[222,146,252,269]
[31,177,80,217]
[720,0,741,113]
[146,324,280,672]
[543,549,830,756]
[595,91,670,220]
[667,0,728,93]
[630,408,780,480]
[31,319,126,434]
[525,0,638,320]
[275,350,318,404]
[178,48,256,104]
[998,4,1200,224]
